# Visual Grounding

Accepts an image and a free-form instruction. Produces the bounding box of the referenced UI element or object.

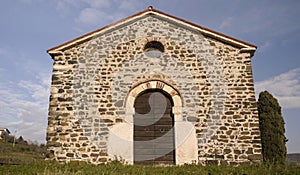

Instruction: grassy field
[1,141,300,175]
[0,140,46,165]
[1,161,300,175]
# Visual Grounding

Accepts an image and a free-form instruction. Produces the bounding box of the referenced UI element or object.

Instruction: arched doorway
[110,80,198,165]
[134,90,175,165]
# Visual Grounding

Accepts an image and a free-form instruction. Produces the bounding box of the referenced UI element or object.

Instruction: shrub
[257,91,287,164]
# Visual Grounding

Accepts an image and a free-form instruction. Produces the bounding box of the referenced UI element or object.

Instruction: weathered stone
[250,123,259,127]
[246,148,253,154]
[114,100,123,107]
[206,160,219,165]
[187,117,198,122]
[220,126,227,130]
[79,137,88,141]
[91,153,99,157]
[226,130,232,135]
[46,8,261,166]
[220,160,229,165]
[239,136,252,140]
[225,111,234,115]
[215,155,224,159]
[100,152,108,156]
[234,150,241,154]
[98,158,107,162]
[224,149,231,154]
[248,154,263,161]
[233,115,242,119]
[66,153,74,157]
[47,141,62,147]
[115,118,123,123]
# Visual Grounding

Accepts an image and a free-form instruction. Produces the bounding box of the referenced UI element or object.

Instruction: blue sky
[0,0,299,153]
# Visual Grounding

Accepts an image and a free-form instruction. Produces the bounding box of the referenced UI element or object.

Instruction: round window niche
[144,41,164,58]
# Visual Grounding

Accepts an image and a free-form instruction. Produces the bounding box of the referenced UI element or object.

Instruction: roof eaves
[47,8,152,54]
[47,6,256,55]
[150,8,257,50]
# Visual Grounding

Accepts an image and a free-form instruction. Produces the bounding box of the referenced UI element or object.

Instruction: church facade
[46,7,262,165]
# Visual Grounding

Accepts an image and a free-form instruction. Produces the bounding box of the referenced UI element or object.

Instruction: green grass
[0,140,45,165]
[1,141,300,175]
[1,161,300,175]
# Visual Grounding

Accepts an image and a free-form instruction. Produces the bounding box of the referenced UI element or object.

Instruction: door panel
[134,90,175,165]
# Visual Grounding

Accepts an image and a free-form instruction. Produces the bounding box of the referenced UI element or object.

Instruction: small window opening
[144,41,164,58]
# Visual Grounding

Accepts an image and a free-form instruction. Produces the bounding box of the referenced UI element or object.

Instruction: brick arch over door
[125,81,182,123]
[124,80,198,165]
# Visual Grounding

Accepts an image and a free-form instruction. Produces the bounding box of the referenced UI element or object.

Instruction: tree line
[0,132,47,155]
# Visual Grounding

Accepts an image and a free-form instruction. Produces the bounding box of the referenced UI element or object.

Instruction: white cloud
[260,41,271,51]
[255,68,300,109]
[0,74,50,143]
[18,79,50,102]
[54,0,143,28]
[218,17,234,30]
[82,0,112,8]
[77,8,113,26]
[118,0,140,11]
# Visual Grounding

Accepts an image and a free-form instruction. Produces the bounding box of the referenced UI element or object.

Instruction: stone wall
[47,14,262,165]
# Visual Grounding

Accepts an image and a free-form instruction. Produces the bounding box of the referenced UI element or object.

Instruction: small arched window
[144,41,164,58]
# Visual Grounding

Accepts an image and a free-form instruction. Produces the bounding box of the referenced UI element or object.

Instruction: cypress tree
[257,91,287,164]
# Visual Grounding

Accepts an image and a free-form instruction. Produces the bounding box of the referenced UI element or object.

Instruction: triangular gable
[47,6,256,55]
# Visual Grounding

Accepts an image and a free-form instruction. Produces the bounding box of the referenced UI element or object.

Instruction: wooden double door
[134,90,175,165]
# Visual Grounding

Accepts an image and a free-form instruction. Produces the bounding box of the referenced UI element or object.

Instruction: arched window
[144,41,164,58]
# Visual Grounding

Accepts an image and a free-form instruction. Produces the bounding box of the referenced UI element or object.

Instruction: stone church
[46,7,262,165]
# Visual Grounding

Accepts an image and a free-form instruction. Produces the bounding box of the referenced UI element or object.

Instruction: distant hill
[0,140,46,165]
[286,153,300,166]
[286,153,300,167]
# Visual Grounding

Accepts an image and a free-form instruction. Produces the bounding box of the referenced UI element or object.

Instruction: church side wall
[196,40,262,165]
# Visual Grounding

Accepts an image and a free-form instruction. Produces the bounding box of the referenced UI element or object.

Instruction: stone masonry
[46,7,262,165]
